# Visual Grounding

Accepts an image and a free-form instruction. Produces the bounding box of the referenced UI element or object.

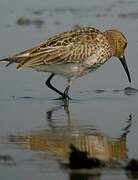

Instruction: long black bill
[119,56,131,83]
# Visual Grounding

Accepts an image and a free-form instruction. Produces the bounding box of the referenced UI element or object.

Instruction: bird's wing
[5,27,105,68]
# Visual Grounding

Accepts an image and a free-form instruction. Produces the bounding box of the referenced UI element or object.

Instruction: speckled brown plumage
[4,27,112,68]
[1,26,131,99]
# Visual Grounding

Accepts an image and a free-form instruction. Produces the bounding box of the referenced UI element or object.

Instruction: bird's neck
[103,31,116,56]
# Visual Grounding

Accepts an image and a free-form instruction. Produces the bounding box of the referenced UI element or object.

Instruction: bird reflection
[46,100,71,131]
[121,113,132,139]
[46,102,132,164]
[6,101,132,168]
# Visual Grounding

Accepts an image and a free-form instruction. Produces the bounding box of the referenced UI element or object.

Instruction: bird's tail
[0,57,16,67]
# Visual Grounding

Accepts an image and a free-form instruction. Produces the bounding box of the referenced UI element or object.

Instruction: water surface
[0,0,138,179]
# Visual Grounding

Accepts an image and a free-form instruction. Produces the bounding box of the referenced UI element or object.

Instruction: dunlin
[1,27,131,99]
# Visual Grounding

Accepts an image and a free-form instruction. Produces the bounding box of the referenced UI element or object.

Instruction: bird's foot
[59,95,71,101]
[53,95,71,101]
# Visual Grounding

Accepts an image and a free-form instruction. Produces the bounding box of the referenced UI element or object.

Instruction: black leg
[45,73,70,99]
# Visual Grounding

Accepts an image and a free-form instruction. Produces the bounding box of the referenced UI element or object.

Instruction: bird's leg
[64,85,70,99]
[46,73,64,98]
[63,79,73,100]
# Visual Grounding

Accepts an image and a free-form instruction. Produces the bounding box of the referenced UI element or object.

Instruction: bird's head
[104,29,131,83]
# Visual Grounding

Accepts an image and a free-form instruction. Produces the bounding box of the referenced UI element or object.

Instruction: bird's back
[1,27,113,71]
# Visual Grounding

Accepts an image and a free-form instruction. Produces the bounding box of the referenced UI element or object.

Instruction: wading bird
[1,27,131,100]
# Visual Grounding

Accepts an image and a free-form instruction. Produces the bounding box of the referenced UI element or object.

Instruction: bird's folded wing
[4,30,102,69]
[16,40,96,69]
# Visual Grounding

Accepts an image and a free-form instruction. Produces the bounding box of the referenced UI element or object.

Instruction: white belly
[34,63,85,79]
[34,58,107,79]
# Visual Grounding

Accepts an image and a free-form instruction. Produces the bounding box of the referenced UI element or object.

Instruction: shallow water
[0,0,138,179]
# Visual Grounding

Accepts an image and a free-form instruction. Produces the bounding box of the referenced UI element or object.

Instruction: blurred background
[0,0,138,179]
